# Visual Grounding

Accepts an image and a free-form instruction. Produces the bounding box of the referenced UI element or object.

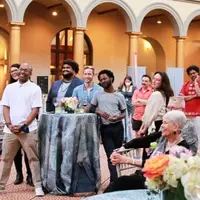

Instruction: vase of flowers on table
[60,97,78,113]
[142,146,200,200]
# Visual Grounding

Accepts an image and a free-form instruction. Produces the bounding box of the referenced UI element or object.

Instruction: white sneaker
[35,187,44,197]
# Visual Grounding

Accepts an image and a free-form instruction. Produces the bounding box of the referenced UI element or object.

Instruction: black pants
[14,147,32,177]
[104,170,146,193]
[100,121,124,182]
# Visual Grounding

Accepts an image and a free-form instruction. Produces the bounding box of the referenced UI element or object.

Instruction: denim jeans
[100,121,124,182]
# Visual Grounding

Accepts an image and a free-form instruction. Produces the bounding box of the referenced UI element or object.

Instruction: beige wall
[86,10,128,87]
[0,8,9,98]
[20,1,71,85]
[185,20,200,81]
[2,0,200,95]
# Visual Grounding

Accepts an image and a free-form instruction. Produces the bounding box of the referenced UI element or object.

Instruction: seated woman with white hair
[104,110,190,193]
[120,96,198,155]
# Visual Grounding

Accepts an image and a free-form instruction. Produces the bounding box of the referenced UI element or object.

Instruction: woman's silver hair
[163,110,187,130]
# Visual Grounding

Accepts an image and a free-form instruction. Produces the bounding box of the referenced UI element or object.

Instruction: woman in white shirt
[138,72,174,136]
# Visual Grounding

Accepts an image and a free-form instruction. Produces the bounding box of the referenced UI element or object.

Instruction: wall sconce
[144,41,151,50]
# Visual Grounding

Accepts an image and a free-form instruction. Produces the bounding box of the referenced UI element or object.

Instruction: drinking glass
[53,97,62,113]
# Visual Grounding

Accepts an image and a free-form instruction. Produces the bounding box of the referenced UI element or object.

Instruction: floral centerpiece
[60,97,78,113]
[142,146,200,200]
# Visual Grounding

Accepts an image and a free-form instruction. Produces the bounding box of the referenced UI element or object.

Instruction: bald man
[0,63,44,196]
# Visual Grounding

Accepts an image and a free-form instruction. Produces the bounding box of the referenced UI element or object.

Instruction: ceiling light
[0,4,4,8]
[157,20,162,24]
[52,11,58,16]
[144,41,151,50]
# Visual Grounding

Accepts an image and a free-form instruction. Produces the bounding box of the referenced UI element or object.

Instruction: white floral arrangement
[60,97,78,113]
[142,146,200,200]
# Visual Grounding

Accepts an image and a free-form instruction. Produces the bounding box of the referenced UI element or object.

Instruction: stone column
[10,23,24,65]
[174,36,186,68]
[127,32,142,66]
[73,28,85,76]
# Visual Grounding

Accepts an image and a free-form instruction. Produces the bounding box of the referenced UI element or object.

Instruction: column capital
[126,32,142,36]
[10,22,25,26]
[72,27,87,32]
[173,36,187,40]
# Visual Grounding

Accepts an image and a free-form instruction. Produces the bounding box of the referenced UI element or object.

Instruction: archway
[139,37,166,76]
[82,1,137,86]
[0,1,9,97]
[184,14,200,81]
[83,0,136,32]
[21,0,83,85]
[138,3,184,36]
[50,28,93,82]
[18,0,82,27]
[139,8,180,73]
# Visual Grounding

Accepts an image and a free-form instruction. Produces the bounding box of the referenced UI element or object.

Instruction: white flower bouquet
[60,97,78,113]
[142,146,200,200]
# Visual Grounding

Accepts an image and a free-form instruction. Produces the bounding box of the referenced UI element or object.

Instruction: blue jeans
[100,121,124,182]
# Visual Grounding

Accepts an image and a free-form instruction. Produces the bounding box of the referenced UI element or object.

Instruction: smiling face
[62,64,75,79]
[141,76,151,89]
[152,73,162,89]
[161,120,178,138]
[188,69,199,82]
[83,68,94,84]
[19,64,32,83]
[10,67,20,81]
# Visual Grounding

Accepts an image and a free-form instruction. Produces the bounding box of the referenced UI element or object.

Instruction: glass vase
[163,182,187,200]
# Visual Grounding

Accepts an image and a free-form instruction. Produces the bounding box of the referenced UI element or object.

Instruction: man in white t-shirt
[0,63,44,196]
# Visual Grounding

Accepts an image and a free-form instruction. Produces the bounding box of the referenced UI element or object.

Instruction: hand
[101,112,110,120]
[10,125,20,134]
[108,116,119,122]
[96,109,110,119]
[110,152,132,166]
[194,76,200,85]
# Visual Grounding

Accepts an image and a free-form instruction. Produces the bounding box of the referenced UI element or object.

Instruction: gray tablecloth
[38,113,101,195]
[84,190,162,200]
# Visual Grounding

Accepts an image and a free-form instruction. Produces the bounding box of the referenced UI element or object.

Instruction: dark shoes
[26,175,34,187]
[14,173,34,187]
[14,173,23,185]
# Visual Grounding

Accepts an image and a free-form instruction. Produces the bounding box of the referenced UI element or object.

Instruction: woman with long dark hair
[138,72,174,136]
[9,64,33,186]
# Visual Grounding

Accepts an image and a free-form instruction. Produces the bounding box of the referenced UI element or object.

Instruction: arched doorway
[138,37,166,76]
[139,8,181,73]
[50,28,93,81]
[83,2,136,86]
[184,14,200,81]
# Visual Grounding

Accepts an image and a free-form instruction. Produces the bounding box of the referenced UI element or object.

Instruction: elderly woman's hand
[110,152,133,166]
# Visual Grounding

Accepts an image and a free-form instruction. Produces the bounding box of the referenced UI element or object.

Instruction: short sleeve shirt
[1,81,42,133]
[91,91,126,125]
[180,80,200,117]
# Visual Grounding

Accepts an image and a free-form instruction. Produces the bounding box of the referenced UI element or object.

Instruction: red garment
[132,87,152,120]
[180,80,200,117]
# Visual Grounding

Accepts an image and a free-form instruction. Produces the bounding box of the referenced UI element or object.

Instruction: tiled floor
[0,145,110,200]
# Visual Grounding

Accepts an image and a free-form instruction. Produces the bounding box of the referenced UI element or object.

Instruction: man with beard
[46,59,83,112]
[89,70,126,183]
[72,66,103,107]
[132,75,152,137]
[179,65,200,118]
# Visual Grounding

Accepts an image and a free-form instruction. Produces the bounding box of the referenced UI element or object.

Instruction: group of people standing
[0,59,199,197]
